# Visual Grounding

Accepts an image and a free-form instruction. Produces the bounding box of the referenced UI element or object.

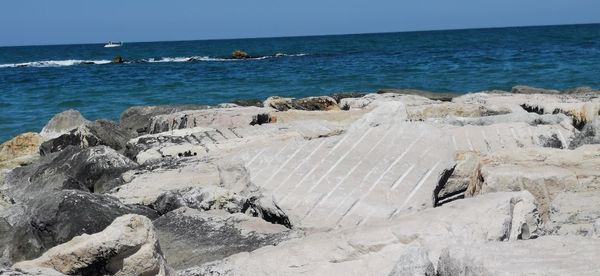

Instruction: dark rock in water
[111,56,124,64]
[39,120,135,155]
[329,92,368,103]
[569,119,600,149]
[0,190,157,262]
[232,99,264,107]
[511,85,560,94]
[231,50,249,59]
[120,105,210,136]
[153,207,292,269]
[4,146,137,201]
[376,89,459,102]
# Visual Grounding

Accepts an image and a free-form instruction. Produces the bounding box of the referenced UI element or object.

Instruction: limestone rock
[39,120,135,155]
[437,236,600,276]
[181,191,539,276]
[406,102,510,121]
[263,96,293,111]
[0,133,41,163]
[376,88,459,101]
[0,190,157,262]
[120,105,210,135]
[40,110,89,140]
[148,107,268,134]
[569,118,600,149]
[154,208,291,269]
[13,214,173,276]
[434,150,481,206]
[387,245,435,276]
[4,146,137,200]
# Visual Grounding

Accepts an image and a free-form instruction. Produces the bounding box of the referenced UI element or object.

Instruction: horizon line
[1,21,598,48]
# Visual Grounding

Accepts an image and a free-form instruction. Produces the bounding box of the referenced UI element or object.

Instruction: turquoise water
[1,24,600,142]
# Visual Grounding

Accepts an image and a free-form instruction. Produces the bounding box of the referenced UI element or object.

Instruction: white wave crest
[0,59,112,68]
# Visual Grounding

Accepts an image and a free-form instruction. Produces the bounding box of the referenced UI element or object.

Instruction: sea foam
[0,59,112,68]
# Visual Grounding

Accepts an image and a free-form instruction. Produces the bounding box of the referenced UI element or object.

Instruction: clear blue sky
[1,0,599,46]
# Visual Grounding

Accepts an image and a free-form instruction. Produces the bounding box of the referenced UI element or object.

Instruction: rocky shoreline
[1,85,600,275]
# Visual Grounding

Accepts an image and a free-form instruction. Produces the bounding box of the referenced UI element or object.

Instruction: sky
[1,0,599,46]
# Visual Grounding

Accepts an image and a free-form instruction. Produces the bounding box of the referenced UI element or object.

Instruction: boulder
[154,208,292,269]
[511,85,561,94]
[406,102,510,121]
[4,146,137,201]
[387,245,435,276]
[437,236,600,276]
[264,96,340,111]
[0,190,157,262]
[232,99,263,107]
[13,214,173,276]
[569,118,600,149]
[0,267,65,275]
[39,120,135,155]
[434,151,481,206]
[0,133,42,184]
[231,50,249,59]
[39,109,89,141]
[120,105,210,135]
[329,92,367,104]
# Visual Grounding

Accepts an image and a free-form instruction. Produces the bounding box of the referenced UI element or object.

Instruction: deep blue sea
[1,24,600,142]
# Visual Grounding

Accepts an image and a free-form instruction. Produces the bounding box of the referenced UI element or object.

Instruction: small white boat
[104,41,123,48]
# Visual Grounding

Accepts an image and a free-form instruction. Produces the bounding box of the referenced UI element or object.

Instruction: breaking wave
[0,59,112,68]
[0,53,309,69]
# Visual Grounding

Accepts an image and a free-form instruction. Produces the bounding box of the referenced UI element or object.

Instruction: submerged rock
[39,109,89,141]
[231,50,249,59]
[511,85,561,94]
[13,214,173,275]
[111,56,124,64]
[40,120,135,155]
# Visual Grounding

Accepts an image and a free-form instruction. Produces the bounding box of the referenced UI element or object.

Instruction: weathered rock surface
[475,145,600,231]
[120,105,210,135]
[39,109,89,140]
[437,236,600,276]
[180,191,539,275]
[511,85,561,94]
[0,190,157,262]
[0,133,42,185]
[570,118,600,149]
[4,146,137,200]
[264,96,340,111]
[154,208,292,269]
[14,214,173,276]
[40,120,134,155]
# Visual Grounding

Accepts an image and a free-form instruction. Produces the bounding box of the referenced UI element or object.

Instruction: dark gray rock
[232,99,263,107]
[120,105,209,136]
[0,190,157,262]
[39,120,135,155]
[511,85,560,94]
[376,88,459,101]
[569,118,600,149]
[153,207,292,269]
[4,146,137,200]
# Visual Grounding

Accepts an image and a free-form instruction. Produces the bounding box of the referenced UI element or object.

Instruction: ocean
[1,24,599,142]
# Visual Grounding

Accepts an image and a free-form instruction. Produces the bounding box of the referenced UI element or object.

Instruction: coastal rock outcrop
[39,109,89,141]
[231,50,249,59]
[437,236,600,275]
[180,191,539,275]
[0,190,157,262]
[511,85,561,94]
[40,120,135,155]
[120,105,210,135]
[154,208,292,269]
[13,214,173,276]
[0,133,42,184]
[4,146,137,200]
[263,96,340,111]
